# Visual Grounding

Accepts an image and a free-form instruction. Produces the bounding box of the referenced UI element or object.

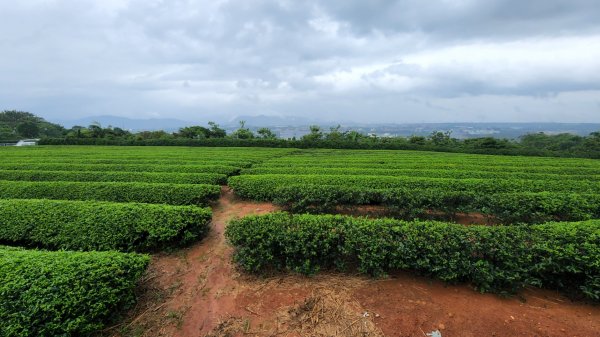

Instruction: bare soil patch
[108,187,599,337]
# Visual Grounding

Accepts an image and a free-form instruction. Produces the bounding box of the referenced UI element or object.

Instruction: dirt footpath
[109,187,600,337]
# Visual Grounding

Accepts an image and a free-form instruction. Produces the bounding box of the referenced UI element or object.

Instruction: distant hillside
[339,122,600,139]
[222,122,600,140]
[0,110,64,140]
[59,115,191,131]
[228,114,324,127]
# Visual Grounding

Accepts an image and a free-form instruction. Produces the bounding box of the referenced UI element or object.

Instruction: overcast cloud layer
[1,0,600,123]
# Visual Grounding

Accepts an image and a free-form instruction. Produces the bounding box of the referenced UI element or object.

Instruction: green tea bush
[0,199,212,252]
[0,169,227,185]
[243,166,600,182]
[0,180,220,206]
[0,247,149,337]
[0,162,240,176]
[248,183,600,223]
[478,192,600,223]
[272,184,381,213]
[226,213,600,300]
[228,174,600,201]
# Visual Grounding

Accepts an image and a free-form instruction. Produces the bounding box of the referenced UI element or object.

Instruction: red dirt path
[110,187,600,337]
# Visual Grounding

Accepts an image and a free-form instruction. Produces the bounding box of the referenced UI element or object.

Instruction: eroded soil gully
[113,187,600,337]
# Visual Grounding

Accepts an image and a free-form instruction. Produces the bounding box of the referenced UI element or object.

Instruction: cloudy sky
[1,0,600,124]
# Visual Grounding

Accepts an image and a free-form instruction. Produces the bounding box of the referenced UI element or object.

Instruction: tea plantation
[1,146,599,336]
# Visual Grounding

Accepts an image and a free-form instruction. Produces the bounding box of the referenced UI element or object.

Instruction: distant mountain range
[57,114,329,131]
[58,115,192,131]
[337,122,600,139]
[228,115,326,127]
[54,115,600,139]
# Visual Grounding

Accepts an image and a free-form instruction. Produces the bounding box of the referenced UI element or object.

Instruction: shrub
[0,247,149,336]
[226,213,600,300]
[229,174,600,201]
[0,169,227,185]
[0,199,212,252]
[0,162,241,176]
[245,183,600,223]
[0,180,220,206]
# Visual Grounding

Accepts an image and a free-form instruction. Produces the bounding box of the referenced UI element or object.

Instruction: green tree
[520,132,584,152]
[230,120,254,139]
[0,110,38,127]
[136,130,172,140]
[344,130,364,142]
[429,130,452,146]
[177,126,210,139]
[408,135,426,145]
[0,110,64,138]
[0,126,14,140]
[301,125,323,141]
[256,127,277,139]
[88,123,105,138]
[464,137,511,150]
[325,125,344,141]
[584,131,600,152]
[16,121,40,138]
[207,121,226,138]
[65,126,87,138]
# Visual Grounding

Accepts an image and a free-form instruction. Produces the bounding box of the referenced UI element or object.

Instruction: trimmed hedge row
[269,184,600,223]
[0,169,227,185]
[0,247,149,336]
[226,213,600,300]
[228,174,600,201]
[5,158,252,167]
[0,180,221,206]
[0,199,212,252]
[254,162,600,175]
[242,167,600,182]
[261,158,600,168]
[33,137,600,160]
[0,163,241,175]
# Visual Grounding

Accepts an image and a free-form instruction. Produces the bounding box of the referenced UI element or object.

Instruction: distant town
[238,122,600,140]
[56,114,600,140]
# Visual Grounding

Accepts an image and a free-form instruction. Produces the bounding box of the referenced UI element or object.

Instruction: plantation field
[230,149,600,223]
[0,146,291,336]
[1,146,599,335]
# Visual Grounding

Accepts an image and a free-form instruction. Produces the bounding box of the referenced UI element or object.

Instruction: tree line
[0,110,64,140]
[3,110,600,158]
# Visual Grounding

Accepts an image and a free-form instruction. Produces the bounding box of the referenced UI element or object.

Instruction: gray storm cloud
[0,0,599,123]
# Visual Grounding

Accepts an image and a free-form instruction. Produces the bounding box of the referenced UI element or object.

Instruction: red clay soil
[108,187,600,337]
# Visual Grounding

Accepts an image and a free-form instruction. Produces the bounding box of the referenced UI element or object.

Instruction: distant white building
[15,139,39,146]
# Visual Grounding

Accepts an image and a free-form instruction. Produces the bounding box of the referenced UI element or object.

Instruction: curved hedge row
[260,159,600,169]
[0,199,212,252]
[0,169,227,185]
[242,167,600,182]
[269,184,600,223]
[0,247,149,336]
[5,158,252,167]
[0,180,221,206]
[228,174,600,201]
[0,145,289,157]
[259,149,600,165]
[255,162,600,175]
[0,163,240,175]
[226,213,600,300]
